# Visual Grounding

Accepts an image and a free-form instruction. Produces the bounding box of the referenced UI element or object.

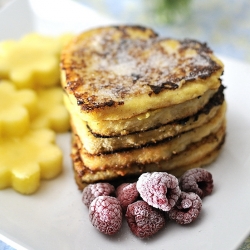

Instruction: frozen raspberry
[136,172,181,211]
[82,183,115,207]
[179,168,213,198]
[89,196,122,235]
[116,182,139,212]
[125,200,165,238]
[168,192,202,225]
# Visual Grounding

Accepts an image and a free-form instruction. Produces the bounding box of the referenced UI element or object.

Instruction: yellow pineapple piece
[0,33,73,89]
[0,80,37,137]
[0,129,62,194]
[0,33,73,195]
[31,87,70,133]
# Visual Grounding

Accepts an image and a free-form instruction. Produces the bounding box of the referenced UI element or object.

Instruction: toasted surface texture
[61,25,224,121]
[68,88,224,154]
[65,87,219,136]
[61,25,226,190]
[72,122,226,190]
[74,103,226,170]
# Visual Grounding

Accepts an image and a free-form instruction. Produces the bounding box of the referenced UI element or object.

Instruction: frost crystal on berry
[168,192,202,224]
[136,172,181,211]
[116,182,139,212]
[89,196,122,235]
[179,168,213,198]
[126,200,165,238]
[82,183,115,207]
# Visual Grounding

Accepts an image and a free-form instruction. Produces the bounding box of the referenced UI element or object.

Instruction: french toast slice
[69,87,225,154]
[65,86,219,137]
[61,25,224,122]
[61,25,226,191]
[72,122,226,190]
[74,102,226,170]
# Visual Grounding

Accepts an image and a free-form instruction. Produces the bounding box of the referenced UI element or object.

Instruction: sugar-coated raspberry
[89,196,122,235]
[136,172,181,211]
[82,183,115,207]
[125,200,166,238]
[168,192,202,224]
[116,182,139,212]
[179,168,213,198]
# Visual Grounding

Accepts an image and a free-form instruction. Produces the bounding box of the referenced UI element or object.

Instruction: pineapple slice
[0,80,37,137]
[31,87,70,133]
[0,129,62,194]
[0,33,73,195]
[0,33,73,89]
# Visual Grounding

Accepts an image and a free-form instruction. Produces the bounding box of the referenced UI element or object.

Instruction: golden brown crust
[62,25,226,190]
[61,25,224,120]
[72,123,226,190]
[87,84,225,137]
[72,103,226,171]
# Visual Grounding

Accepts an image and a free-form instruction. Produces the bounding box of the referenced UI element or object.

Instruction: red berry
[89,196,122,235]
[168,192,202,225]
[179,168,213,198]
[125,200,166,238]
[136,172,181,211]
[82,183,115,207]
[116,182,139,212]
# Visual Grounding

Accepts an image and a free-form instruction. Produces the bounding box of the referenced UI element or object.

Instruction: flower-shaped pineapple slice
[0,129,62,194]
[31,87,70,133]
[0,80,37,137]
[0,33,73,89]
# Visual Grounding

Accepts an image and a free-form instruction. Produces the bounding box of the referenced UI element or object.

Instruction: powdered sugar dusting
[125,200,166,238]
[179,168,214,198]
[63,26,222,106]
[136,172,181,211]
[168,191,202,225]
[116,182,139,212]
[82,183,115,208]
[89,196,122,235]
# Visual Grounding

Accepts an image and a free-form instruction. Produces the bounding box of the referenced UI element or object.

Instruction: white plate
[1,1,250,250]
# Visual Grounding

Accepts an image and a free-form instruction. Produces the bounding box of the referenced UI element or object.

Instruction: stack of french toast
[60,25,226,190]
